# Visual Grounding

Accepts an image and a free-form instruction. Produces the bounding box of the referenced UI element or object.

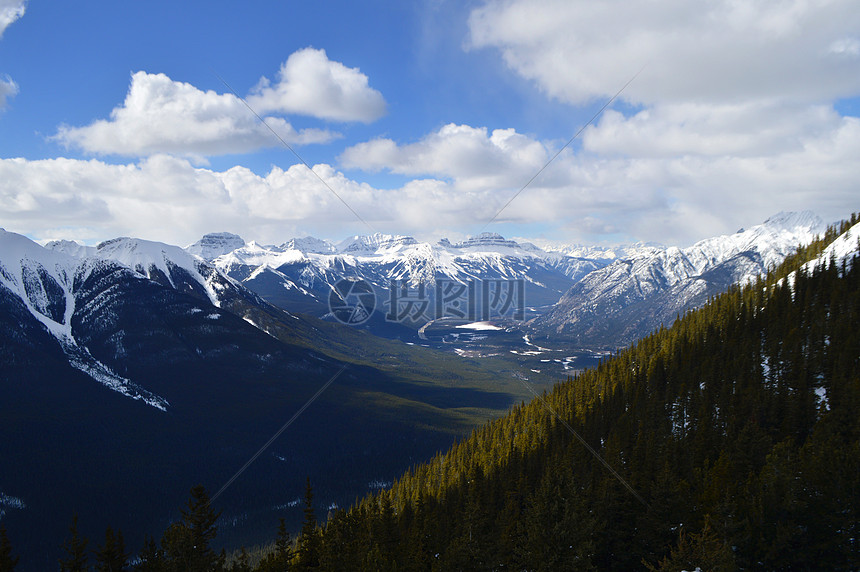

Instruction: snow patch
[455,321,502,331]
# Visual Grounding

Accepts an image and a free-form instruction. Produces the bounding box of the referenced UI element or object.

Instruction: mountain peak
[337,233,418,253]
[281,236,337,254]
[453,232,520,249]
[186,232,246,261]
[762,211,824,232]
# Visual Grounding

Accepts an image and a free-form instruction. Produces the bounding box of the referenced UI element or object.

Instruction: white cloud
[454,0,860,243]
[247,47,387,123]
[0,0,25,37]
[0,0,24,110]
[3,112,860,247]
[468,0,860,105]
[52,72,339,159]
[340,123,550,190]
[582,101,843,158]
[0,74,16,109]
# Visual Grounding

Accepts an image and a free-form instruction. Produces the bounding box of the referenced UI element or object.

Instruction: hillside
[292,215,860,570]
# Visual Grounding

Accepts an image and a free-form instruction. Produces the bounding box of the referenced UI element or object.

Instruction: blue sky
[1,0,859,248]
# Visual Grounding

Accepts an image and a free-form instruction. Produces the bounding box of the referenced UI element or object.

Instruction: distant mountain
[192,231,606,332]
[529,211,826,347]
[185,231,246,260]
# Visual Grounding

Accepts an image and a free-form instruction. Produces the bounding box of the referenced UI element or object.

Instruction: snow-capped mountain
[530,212,827,347]
[194,231,605,325]
[0,230,308,410]
[185,231,246,260]
[0,229,171,409]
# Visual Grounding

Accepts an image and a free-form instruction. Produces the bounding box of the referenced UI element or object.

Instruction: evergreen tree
[644,519,736,572]
[161,485,225,572]
[0,525,18,572]
[132,535,163,572]
[275,518,294,562]
[228,547,251,572]
[94,526,129,571]
[59,515,88,572]
[256,518,294,571]
[295,478,320,569]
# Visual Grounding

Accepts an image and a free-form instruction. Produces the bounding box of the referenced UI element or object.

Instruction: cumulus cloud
[446,0,860,242]
[340,123,550,190]
[468,0,860,105]
[248,48,387,123]
[52,71,339,159]
[0,0,25,37]
[3,112,860,247]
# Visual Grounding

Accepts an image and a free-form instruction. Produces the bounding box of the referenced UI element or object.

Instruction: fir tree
[256,518,294,571]
[644,519,736,572]
[275,518,294,562]
[94,526,129,571]
[161,485,225,572]
[59,515,88,572]
[295,478,320,569]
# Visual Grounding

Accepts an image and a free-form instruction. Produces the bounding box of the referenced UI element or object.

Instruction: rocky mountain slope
[529,212,825,347]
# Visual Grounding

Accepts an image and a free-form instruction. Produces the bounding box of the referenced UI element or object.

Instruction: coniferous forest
[3,216,858,570]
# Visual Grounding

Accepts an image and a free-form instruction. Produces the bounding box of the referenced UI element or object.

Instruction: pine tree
[59,515,88,572]
[161,485,225,572]
[0,525,19,572]
[295,478,320,569]
[228,547,251,572]
[256,518,294,571]
[644,519,736,572]
[275,517,294,562]
[94,526,129,571]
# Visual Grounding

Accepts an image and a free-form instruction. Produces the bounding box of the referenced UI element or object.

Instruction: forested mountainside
[2,216,856,570]
[291,215,858,571]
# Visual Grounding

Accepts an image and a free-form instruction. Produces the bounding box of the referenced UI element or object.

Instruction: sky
[0,0,858,248]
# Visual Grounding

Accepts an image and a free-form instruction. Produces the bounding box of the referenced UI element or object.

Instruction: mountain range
[188,211,824,347]
[0,210,830,566]
[530,211,825,346]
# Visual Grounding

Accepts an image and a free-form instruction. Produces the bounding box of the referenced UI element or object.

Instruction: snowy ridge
[780,220,860,291]
[0,230,178,410]
[532,212,826,346]
[801,220,860,273]
[200,229,604,302]
[0,229,79,341]
[89,237,224,307]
